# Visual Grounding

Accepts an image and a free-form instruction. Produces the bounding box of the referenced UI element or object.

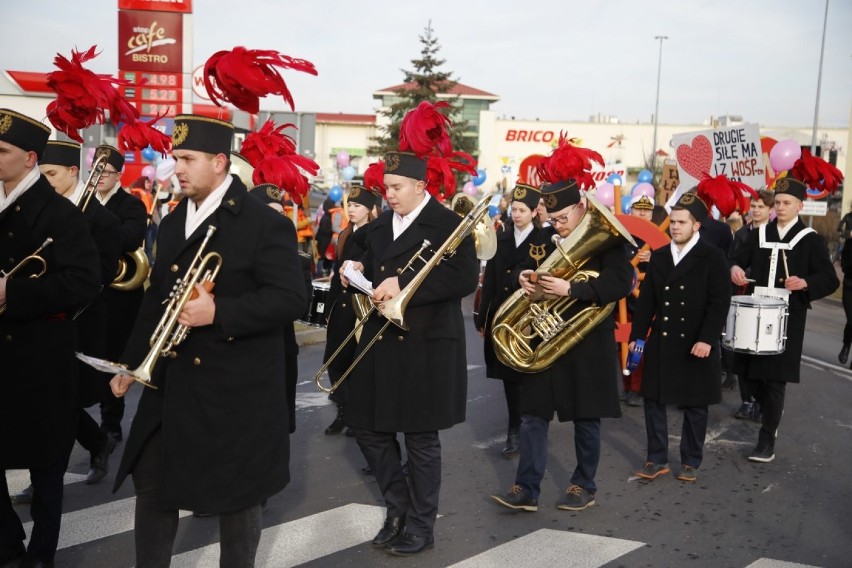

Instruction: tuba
[316,193,493,393]
[491,193,636,373]
[0,238,53,315]
[452,193,497,260]
[111,248,150,291]
[77,225,222,388]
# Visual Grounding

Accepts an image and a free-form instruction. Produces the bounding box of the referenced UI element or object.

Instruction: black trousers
[0,459,66,563]
[503,381,521,431]
[77,409,109,455]
[132,429,262,568]
[644,399,709,468]
[843,282,852,345]
[354,429,440,539]
[746,379,786,447]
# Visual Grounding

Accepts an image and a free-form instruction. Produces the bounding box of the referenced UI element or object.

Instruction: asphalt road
[6,296,852,567]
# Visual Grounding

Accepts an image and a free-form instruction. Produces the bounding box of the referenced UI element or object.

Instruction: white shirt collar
[670,230,700,266]
[0,166,41,213]
[96,180,123,205]
[514,223,533,248]
[185,175,232,239]
[777,216,800,239]
[392,193,430,240]
[64,180,86,204]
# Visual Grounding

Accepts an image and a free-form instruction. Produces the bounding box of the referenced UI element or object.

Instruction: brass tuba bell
[452,193,497,261]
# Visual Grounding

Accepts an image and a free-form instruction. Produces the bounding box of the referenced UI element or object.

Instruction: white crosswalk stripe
[5,470,87,495]
[745,560,824,568]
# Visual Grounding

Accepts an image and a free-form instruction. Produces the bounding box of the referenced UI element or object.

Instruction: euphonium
[0,238,53,315]
[111,247,150,291]
[491,193,636,373]
[315,192,493,394]
[77,225,222,388]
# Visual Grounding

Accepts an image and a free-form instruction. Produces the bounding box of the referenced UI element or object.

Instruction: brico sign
[118,10,183,72]
[505,129,557,143]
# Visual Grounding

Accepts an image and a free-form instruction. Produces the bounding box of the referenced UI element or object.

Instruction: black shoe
[9,484,33,506]
[749,402,763,423]
[556,485,596,511]
[86,435,116,485]
[371,516,405,548]
[18,557,55,568]
[386,532,434,556]
[0,545,25,568]
[840,344,850,364]
[361,464,373,475]
[324,404,345,435]
[500,430,520,457]
[748,443,775,463]
[734,401,753,419]
[490,485,538,512]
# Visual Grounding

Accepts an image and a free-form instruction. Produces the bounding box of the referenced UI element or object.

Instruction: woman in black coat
[474,183,541,455]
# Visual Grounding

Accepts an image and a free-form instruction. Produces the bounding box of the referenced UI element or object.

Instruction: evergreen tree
[369,22,475,159]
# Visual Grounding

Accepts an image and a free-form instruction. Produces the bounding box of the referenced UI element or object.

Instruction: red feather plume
[363,161,386,195]
[204,47,317,114]
[252,153,319,205]
[789,148,844,194]
[399,101,453,157]
[240,120,297,167]
[46,46,139,142]
[696,174,757,217]
[425,151,478,201]
[535,133,604,189]
[117,116,172,155]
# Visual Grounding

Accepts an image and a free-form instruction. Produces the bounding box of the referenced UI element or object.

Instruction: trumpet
[315,193,492,393]
[77,225,222,388]
[0,238,53,315]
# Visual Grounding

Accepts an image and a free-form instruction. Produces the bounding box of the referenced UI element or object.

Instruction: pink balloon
[463,181,478,196]
[595,182,615,207]
[632,182,655,198]
[141,165,156,181]
[336,151,350,168]
[85,147,96,168]
[769,139,801,173]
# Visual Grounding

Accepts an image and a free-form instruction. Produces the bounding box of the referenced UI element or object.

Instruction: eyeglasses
[548,206,579,226]
[100,170,117,177]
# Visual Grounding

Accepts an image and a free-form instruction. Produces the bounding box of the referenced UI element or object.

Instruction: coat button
[341,303,347,308]
[506,269,511,274]
[380,265,385,272]
[679,285,685,290]
[663,316,668,321]
[662,331,668,337]
[227,337,234,342]
[398,336,404,342]
[4,334,12,341]
[170,264,179,272]
[680,317,685,322]
[193,357,201,366]
[377,335,383,341]
[664,301,669,306]
[7,257,13,264]
[680,301,685,306]
[680,333,685,338]
[504,287,509,291]
[664,286,670,290]
[14,205,20,212]
[6,232,12,238]
[397,268,403,274]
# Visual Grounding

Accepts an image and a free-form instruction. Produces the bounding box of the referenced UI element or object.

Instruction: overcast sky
[5,0,851,127]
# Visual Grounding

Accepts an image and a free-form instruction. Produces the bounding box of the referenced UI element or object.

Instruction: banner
[118,0,192,13]
[671,123,765,191]
[118,10,183,73]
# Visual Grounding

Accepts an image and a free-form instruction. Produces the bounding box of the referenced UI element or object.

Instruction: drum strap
[758,224,815,289]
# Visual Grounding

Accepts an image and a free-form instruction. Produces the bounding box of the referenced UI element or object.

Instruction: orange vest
[130,188,153,214]
[285,204,314,242]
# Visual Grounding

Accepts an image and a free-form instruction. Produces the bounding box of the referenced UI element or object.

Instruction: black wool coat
[474,223,539,382]
[728,219,838,383]
[0,176,100,468]
[512,227,633,422]
[113,176,306,513]
[630,238,731,406]
[343,198,479,432]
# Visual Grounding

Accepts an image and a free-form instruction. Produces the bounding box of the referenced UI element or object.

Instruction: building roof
[374,81,499,101]
[316,113,376,125]
[4,71,52,96]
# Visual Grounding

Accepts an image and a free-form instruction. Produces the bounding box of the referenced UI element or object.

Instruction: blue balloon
[606,173,623,186]
[637,169,653,183]
[488,205,501,218]
[342,165,356,181]
[473,168,487,186]
[141,146,156,161]
[329,185,343,202]
[621,195,632,214]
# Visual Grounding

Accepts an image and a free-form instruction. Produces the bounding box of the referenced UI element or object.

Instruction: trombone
[75,153,108,213]
[77,225,222,388]
[0,238,53,315]
[315,193,492,394]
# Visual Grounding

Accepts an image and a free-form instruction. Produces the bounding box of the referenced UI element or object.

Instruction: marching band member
[475,182,541,456]
[730,173,839,463]
[490,136,632,512]
[94,144,147,444]
[323,179,381,436]
[40,141,122,485]
[108,115,306,566]
[340,102,479,556]
[629,191,731,483]
[0,109,100,568]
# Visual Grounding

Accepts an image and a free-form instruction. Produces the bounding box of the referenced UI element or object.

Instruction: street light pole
[651,35,668,176]
[810,0,829,155]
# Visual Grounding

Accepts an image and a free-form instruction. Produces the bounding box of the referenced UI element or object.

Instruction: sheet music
[343,262,374,296]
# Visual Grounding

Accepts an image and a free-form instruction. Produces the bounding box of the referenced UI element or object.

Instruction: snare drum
[307,280,331,326]
[722,295,788,354]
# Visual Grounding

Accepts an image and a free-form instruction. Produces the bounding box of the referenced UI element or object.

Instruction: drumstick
[781,250,790,280]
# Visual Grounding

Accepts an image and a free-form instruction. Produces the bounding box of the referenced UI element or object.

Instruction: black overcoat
[630,238,731,406]
[728,219,838,383]
[474,223,539,382]
[0,176,100,468]
[113,176,306,513]
[513,227,632,422]
[343,198,479,432]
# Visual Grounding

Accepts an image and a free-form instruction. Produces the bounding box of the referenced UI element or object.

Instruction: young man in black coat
[629,193,731,483]
[730,177,838,463]
[108,115,306,566]
[94,144,148,443]
[0,108,101,568]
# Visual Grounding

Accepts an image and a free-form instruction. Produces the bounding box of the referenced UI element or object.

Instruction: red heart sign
[676,135,712,181]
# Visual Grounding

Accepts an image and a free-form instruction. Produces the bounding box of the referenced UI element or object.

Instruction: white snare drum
[722,295,788,354]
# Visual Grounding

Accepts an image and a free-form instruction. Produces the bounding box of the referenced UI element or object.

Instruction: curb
[295,321,326,347]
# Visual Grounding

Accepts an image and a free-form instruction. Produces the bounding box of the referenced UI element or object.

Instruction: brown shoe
[635,461,670,480]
